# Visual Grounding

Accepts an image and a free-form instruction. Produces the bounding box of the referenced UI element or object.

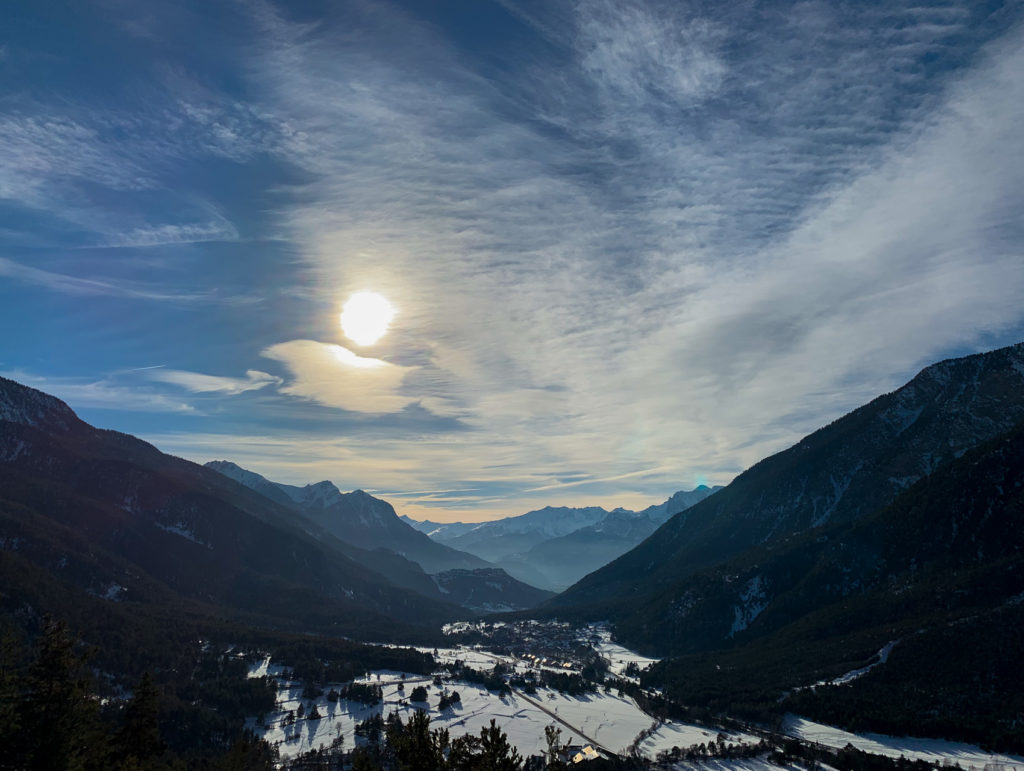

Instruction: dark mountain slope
[430,568,555,613]
[0,377,464,641]
[203,461,552,610]
[207,461,488,574]
[640,419,1024,750]
[550,342,1024,617]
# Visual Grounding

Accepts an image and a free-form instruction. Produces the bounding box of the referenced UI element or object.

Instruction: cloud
[146,368,282,395]
[1,370,195,414]
[7,1,1022,520]
[0,257,210,302]
[103,219,240,248]
[226,1,1024,517]
[261,340,417,413]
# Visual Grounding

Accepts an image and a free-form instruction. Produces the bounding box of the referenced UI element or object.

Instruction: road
[469,648,620,757]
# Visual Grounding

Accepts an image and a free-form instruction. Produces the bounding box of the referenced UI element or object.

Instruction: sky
[2,0,1024,522]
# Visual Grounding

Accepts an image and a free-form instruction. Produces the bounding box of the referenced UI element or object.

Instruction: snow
[277,479,343,509]
[0,381,75,430]
[730,576,769,636]
[784,716,1024,769]
[639,722,759,759]
[590,625,659,677]
[102,583,124,600]
[668,760,804,771]
[249,646,747,762]
[155,522,211,548]
[529,689,654,754]
[0,437,29,461]
[826,640,898,686]
[247,656,286,680]
[253,677,555,760]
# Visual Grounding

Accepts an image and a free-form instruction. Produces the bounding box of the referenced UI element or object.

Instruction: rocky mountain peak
[0,376,80,433]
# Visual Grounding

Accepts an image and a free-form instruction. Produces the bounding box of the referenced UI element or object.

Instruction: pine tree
[20,618,106,770]
[118,671,165,763]
[478,719,523,771]
[0,623,26,761]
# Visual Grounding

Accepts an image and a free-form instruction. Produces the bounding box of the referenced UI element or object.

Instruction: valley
[2,344,1023,768]
[244,621,1024,769]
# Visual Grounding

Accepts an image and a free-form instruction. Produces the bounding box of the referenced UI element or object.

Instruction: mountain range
[533,341,1024,749]
[0,376,462,645]
[0,376,554,662]
[206,460,487,574]
[204,460,553,610]
[403,486,721,590]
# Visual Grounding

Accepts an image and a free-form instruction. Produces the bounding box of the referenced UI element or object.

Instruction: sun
[340,291,395,346]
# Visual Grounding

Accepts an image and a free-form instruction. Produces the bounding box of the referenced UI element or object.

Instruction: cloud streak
[0,257,210,302]
[147,368,282,395]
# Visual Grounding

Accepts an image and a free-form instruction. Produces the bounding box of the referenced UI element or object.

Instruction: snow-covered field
[251,675,559,760]
[589,624,659,678]
[785,716,1024,769]
[250,636,1024,770]
[248,646,747,762]
[669,760,804,771]
[639,722,759,759]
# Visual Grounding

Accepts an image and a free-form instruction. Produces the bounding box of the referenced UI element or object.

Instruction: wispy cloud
[4,0,1022,520]
[0,257,210,302]
[146,367,282,395]
[223,1,1024,517]
[1,370,195,414]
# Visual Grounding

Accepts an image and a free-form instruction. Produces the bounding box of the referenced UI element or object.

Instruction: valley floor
[246,622,1023,769]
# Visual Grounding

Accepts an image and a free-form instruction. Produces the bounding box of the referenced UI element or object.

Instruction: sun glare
[340,291,395,346]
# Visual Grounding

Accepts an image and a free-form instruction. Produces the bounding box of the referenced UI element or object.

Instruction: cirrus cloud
[146,367,282,395]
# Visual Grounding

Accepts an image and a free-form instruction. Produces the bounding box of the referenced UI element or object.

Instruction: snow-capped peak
[283,480,343,509]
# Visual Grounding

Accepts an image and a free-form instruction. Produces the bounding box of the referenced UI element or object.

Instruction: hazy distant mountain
[206,461,487,574]
[0,377,463,643]
[406,489,720,590]
[400,516,480,541]
[429,505,611,565]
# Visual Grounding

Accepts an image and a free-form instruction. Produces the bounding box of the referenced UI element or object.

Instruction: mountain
[431,505,612,564]
[500,487,722,590]
[634,485,722,522]
[206,461,487,574]
[203,461,552,611]
[549,342,1024,621]
[533,341,1024,752]
[0,376,464,644]
[411,489,720,591]
[645,418,1024,751]
[401,516,481,541]
[429,568,555,613]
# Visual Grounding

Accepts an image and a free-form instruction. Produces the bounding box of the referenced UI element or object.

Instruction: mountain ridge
[0,376,464,641]
[206,460,488,574]
[405,486,722,590]
[548,341,1024,617]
